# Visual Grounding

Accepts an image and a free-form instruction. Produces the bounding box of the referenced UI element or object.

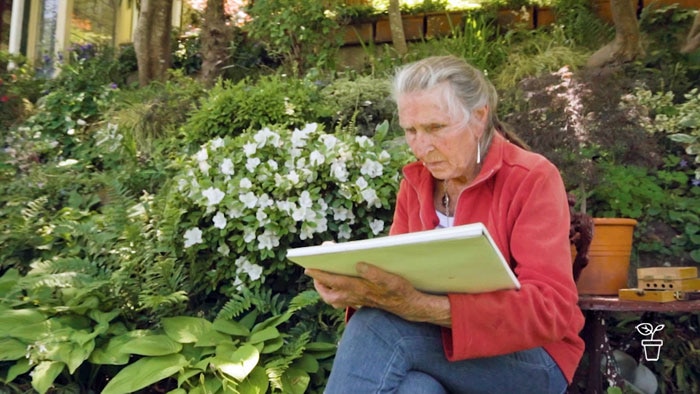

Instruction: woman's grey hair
[392,55,500,151]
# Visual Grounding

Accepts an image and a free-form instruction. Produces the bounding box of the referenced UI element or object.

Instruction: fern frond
[265,330,312,390]
[287,290,320,313]
[216,291,254,321]
[21,196,49,222]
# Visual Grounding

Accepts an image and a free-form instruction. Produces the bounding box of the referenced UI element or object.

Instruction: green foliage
[161,121,411,301]
[553,0,613,50]
[0,269,334,394]
[244,0,344,75]
[319,74,395,136]
[0,51,46,130]
[493,25,589,92]
[626,87,700,179]
[182,73,329,146]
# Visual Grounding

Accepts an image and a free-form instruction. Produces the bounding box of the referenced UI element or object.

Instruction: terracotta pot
[575,218,638,295]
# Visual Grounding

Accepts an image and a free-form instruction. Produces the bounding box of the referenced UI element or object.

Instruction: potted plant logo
[636,322,665,361]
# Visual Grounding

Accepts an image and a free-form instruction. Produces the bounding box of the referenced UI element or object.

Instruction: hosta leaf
[6,358,32,383]
[236,365,269,394]
[120,335,183,356]
[212,343,260,380]
[31,361,65,394]
[163,316,212,343]
[261,336,284,354]
[0,337,27,361]
[248,326,280,344]
[212,318,250,337]
[279,366,310,394]
[294,354,320,373]
[0,309,47,335]
[101,354,188,394]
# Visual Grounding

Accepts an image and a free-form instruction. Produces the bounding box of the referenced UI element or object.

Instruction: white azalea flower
[355,135,373,148]
[338,224,352,240]
[320,134,338,150]
[309,150,325,166]
[243,228,256,243]
[369,219,385,235]
[243,142,257,156]
[183,227,203,248]
[227,207,243,218]
[240,177,253,189]
[202,187,225,206]
[246,157,261,172]
[257,229,280,250]
[240,260,263,281]
[213,211,227,229]
[331,160,349,182]
[361,188,381,208]
[299,190,313,208]
[361,159,383,178]
[198,160,210,175]
[267,159,279,171]
[210,137,225,150]
[379,150,391,162]
[220,158,234,175]
[355,176,369,190]
[195,148,208,162]
[287,170,300,185]
[240,192,258,209]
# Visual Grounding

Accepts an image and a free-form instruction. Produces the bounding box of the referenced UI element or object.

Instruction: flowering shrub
[167,121,411,298]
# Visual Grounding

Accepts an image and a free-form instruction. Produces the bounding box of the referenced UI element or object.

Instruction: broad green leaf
[31,361,65,394]
[188,377,223,394]
[120,335,183,356]
[167,389,187,394]
[294,354,320,373]
[279,366,310,394]
[88,335,133,365]
[239,310,260,329]
[177,367,205,386]
[212,343,259,380]
[252,312,291,332]
[0,309,47,334]
[163,316,213,343]
[248,326,279,344]
[0,268,19,295]
[261,336,284,354]
[6,358,32,382]
[101,354,188,394]
[54,340,94,373]
[212,318,250,337]
[236,365,269,394]
[194,329,230,347]
[88,309,121,325]
[7,320,56,342]
[0,337,27,361]
[669,133,696,144]
[305,341,337,358]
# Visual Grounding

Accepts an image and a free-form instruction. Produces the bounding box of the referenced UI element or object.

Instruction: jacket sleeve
[389,178,410,236]
[442,162,582,360]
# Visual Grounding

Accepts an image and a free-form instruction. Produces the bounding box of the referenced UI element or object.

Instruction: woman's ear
[471,105,489,138]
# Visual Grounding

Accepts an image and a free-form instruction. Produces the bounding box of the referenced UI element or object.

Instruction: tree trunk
[199,0,234,87]
[134,0,174,86]
[587,0,643,68]
[681,12,700,54]
[388,0,407,56]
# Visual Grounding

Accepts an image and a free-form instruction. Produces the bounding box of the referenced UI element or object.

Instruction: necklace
[442,179,450,218]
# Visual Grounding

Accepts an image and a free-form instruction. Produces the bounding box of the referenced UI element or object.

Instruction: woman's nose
[412,131,433,157]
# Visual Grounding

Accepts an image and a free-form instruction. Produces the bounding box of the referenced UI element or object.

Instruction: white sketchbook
[287,223,520,294]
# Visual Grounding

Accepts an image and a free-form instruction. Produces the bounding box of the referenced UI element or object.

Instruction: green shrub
[244,0,344,75]
[319,74,395,136]
[0,51,46,130]
[182,74,329,146]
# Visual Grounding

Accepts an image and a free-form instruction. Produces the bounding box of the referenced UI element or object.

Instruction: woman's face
[397,84,487,186]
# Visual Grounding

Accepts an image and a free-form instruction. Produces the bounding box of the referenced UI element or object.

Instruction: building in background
[1,0,183,70]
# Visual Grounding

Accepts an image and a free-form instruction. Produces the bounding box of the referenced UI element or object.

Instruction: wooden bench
[569,295,700,393]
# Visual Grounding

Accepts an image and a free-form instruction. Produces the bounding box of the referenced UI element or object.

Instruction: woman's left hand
[305,263,450,325]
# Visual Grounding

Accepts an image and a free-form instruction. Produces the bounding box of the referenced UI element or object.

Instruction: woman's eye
[427,124,445,132]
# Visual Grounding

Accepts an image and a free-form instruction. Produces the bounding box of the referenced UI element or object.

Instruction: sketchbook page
[287,223,520,294]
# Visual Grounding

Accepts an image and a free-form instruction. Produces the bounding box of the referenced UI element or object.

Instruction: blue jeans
[324,307,567,394]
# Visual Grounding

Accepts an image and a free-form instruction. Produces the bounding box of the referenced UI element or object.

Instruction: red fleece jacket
[389,133,585,383]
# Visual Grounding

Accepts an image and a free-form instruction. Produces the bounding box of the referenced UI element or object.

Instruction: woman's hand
[305,263,452,327]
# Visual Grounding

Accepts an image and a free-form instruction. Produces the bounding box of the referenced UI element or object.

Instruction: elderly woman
[305,56,584,393]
